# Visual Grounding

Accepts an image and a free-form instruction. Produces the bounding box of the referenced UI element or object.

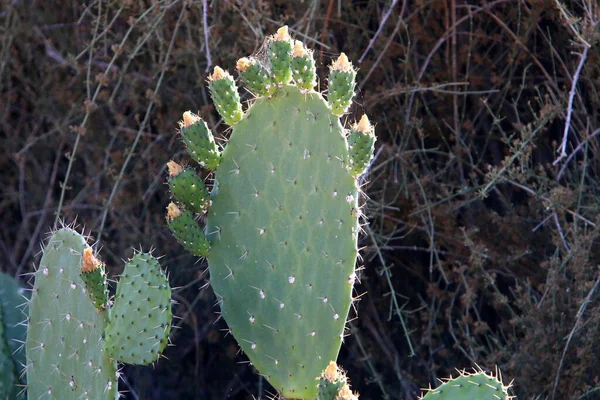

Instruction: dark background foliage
[2,1,600,399]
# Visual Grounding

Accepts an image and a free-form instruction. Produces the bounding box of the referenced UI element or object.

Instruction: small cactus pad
[347,115,376,177]
[180,112,221,170]
[269,26,293,85]
[237,57,276,97]
[80,248,109,310]
[421,370,511,400]
[327,53,356,115]
[105,253,172,365]
[26,228,118,400]
[168,162,211,214]
[208,67,243,126]
[291,40,317,91]
[168,27,375,400]
[166,202,210,257]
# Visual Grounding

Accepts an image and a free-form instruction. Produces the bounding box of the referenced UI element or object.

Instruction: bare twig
[553,43,590,165]
[203,0,212,72]
[358,0,399,63]
[551,270,600,400]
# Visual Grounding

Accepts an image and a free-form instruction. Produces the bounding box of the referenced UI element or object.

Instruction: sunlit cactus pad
[167,26,375,399]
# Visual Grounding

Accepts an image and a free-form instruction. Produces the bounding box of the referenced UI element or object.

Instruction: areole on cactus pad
[166,26,374,399]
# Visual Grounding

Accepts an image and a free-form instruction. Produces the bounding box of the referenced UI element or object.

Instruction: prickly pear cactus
[421,369,511,400]
[25,228,172,400]
[166,26,375,399]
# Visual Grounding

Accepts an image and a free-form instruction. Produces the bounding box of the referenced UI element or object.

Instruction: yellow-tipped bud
[209,66,229,81]
[354,115,373,135]
[167,160,184,177]
[81,248,102,273]
[236,57,254,73]
[322,361,339,382]
[166,202,182,221]
[273,25,290,42]
[332,53,353,72]
[292,40,308,58]
[181,111,200,129]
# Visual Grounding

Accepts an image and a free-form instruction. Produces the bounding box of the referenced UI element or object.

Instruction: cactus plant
[25,227,172,399]
[420,369,512,400]
[0,273,28,399]
[166,26,375,400]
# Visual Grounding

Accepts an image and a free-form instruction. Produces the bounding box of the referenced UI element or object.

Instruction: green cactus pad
[291,40,317,91]
[0,294,24,400]
[269,26,293,86]
[26,228,118,400]
[180,112,221,170]
[168,163,211,214]
[166,203,210,257]
[421,370,511,400]
[327,54,356,115]
[347,116,376,177]
[237,57,276,97]
[105,253,172,365]
[205,85,359,399]
[0,272,28,380]
[208,67,243,126]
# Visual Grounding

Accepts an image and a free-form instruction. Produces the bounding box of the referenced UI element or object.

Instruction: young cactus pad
[167,26,375,399]
[421,369,511,400]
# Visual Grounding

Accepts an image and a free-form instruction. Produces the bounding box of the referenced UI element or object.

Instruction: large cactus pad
[167,26,375,399]
[26,228,118,400]
[207,86,357,398]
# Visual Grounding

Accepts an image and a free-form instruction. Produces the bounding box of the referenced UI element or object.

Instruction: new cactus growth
[421,369,511,400]
[166,26,374,399]
[25,228,172,399]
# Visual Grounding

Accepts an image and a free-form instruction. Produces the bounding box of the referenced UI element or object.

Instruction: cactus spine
[166,26,373,399]
[25,228,172,399]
